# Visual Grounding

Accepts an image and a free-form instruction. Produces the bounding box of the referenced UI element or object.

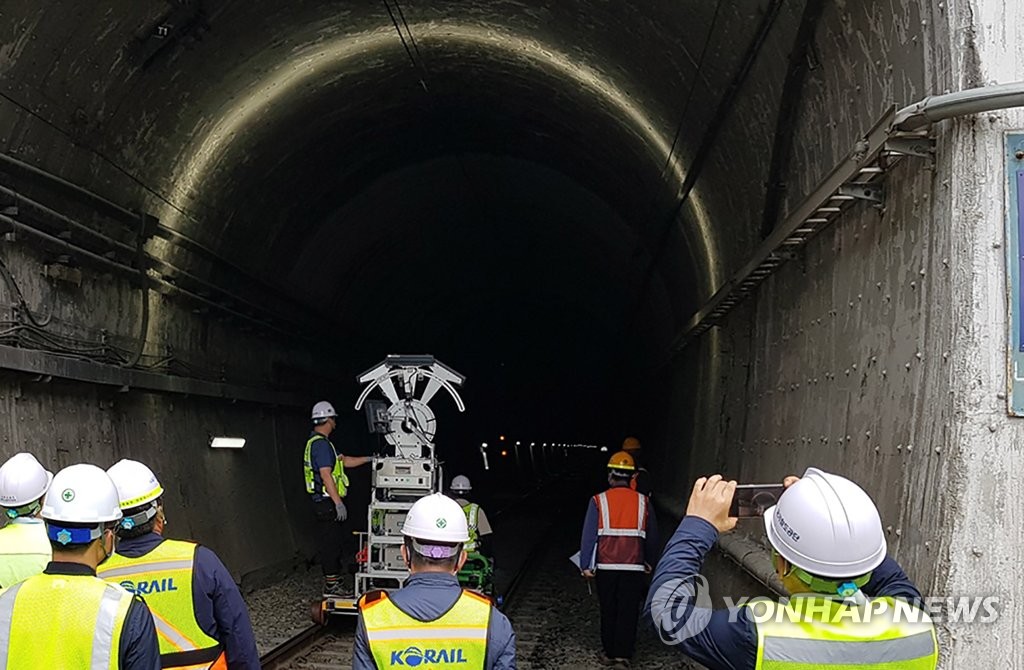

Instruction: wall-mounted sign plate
[1006,133,1024,415]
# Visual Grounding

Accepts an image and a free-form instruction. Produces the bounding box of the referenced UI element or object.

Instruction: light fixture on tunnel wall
[209,437,246,449]
[600,446,608,452]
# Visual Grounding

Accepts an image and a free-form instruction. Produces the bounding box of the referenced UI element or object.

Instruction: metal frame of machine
[321,355,465,616]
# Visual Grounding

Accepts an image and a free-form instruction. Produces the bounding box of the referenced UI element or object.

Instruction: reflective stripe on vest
[304,435,349,497]
[0,520,50,588]
[594,488,647,571]
[463,503,480,551]
[361,589,490,669]
[0,573,133,669]
[747,596,939,670]
[98,539,225,670]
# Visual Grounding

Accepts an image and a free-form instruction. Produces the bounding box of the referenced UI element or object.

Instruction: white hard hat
[764,467,886,579]
[402,493,470,544]
[451,475,472,493]
[311,401,337,421]
[0,453,53,507]
[106,458,164,525]
[42,464,123,525]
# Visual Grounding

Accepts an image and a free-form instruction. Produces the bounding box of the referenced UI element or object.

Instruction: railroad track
[260,475,704,669]
[260,479,567,669]
[260,620,352,670]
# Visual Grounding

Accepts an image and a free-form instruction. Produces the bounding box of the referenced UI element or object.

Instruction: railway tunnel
[1,1,1023,666]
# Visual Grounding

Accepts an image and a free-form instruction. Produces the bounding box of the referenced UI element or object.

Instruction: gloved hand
[335,500,348,522]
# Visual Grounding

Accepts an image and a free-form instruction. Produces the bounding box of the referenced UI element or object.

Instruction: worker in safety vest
[0,463,160,669]
[99,459,260,670]
[304,400,371,596]
[579,451,659,666]
[0,452,53,587]
[449,475,493,555]
[645,469,938,670]
[353,493,516,670]
[621,436,652,498]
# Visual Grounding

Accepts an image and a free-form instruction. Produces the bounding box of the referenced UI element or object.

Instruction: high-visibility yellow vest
[746,596,939,670]
[98,539,226,670]
[361,588,491,669]
[304,434,349,498]
[462,503,480,551]
[0,572,134,669]
[0,519,50,588]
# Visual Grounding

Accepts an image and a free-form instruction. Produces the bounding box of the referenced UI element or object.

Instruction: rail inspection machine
[318,355,465,617]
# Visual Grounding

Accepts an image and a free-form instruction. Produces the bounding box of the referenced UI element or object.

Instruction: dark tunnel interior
[0,0,932,578]
[137,1,749,448]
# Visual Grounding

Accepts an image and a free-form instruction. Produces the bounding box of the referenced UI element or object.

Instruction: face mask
[97,530,116,566]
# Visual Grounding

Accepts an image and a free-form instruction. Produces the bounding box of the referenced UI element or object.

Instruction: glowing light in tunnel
[156,21,719,285]
[210,437,246,449]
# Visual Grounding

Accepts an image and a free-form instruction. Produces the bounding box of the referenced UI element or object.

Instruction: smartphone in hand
[729,484,786,518]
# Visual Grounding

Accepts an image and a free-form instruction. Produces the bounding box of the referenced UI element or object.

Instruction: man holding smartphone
[645,468,938,669]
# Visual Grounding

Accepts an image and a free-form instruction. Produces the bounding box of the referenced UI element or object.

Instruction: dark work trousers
[312,499,345,576]
[595,569,646,659]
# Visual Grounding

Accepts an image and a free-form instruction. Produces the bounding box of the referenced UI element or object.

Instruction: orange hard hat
[607,451,636,471]
[622,436,641,451]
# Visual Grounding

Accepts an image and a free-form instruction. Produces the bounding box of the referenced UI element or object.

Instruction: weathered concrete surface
[929,0,1024,665]
[0,376,311,580]
[651,1,1024,668]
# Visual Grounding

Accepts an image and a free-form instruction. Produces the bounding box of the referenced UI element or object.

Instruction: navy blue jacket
[579,484,660,571]
[644,516,925,670]
[353,572,516,669]
[116,533,260,670]
[45,562,160,670]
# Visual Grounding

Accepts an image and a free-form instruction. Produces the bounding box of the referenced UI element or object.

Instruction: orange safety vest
[593,487,648,571]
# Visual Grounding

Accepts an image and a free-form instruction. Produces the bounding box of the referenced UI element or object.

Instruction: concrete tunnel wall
[0,0,1023,665]
[651,1,1024,668]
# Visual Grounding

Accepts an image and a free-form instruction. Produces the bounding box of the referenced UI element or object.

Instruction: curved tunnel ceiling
[1,0,818,438]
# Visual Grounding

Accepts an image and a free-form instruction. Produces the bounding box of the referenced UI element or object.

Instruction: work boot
[323,575,343,597]
[597,652,617,666]
[337,575,356,597]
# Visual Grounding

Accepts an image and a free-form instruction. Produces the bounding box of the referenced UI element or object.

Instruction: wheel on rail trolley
[457,552,494,598]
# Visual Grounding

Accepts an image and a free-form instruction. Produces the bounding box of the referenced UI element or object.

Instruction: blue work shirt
[308,432,338,502]
[579,485,660,571]
[353,572,517,670]
[643,516,925,670]
[45,561,160,670]
[116,533,260,670]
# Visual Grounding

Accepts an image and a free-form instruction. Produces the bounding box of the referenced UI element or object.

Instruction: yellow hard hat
[622,436,641,451]
[607,451,636,471]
